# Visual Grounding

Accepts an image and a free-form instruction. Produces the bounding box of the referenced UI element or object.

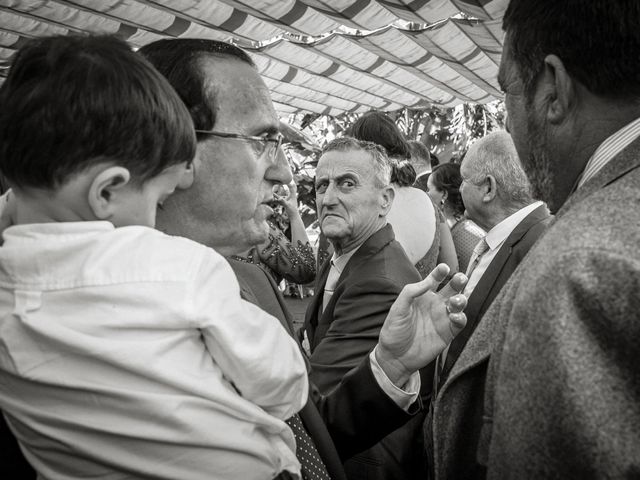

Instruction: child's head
[0,35,196,227]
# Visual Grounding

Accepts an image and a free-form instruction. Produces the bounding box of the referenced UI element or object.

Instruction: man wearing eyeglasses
[138,39,468,480]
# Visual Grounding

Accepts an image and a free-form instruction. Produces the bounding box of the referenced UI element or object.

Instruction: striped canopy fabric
[0,0,508,116]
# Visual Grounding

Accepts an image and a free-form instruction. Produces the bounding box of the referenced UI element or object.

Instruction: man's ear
[177,162,195,190]
[540,54,575,125]
[482,175,497,202]
[380,185,395,215]
[87,166,131,220]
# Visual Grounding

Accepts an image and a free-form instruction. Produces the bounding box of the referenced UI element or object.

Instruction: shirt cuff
[369,346,420,412]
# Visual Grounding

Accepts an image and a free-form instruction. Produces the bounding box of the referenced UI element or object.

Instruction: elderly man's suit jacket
[430,138,640,480]
[439,203,553,383]
[228,259,415,480]
[303,224,426,480]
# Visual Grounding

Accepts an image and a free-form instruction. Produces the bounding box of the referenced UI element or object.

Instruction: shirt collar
[578,116,640,189]
[330,248,358,275]
[485,201,543,251]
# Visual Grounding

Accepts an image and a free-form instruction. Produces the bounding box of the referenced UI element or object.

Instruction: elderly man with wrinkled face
[301,137,430,480]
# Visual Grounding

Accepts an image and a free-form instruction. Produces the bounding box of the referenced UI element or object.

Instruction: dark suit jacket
[440,203,553,382]
[431,138,640,480]
[302,224,427,480]
[229,259,416,480]
[425,203,552,480]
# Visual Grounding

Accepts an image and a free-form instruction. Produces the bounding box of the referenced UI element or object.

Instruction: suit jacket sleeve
[309,275,402,393]
[484,247,640,477]
[311,358,419,460]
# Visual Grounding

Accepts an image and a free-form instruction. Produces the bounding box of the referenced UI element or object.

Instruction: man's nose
[320,182,339,207]
[266,146,293,185]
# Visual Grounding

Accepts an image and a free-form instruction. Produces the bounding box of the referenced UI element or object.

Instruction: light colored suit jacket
[432,138,640,479]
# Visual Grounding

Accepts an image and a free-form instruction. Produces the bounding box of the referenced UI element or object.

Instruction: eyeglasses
[195,130,283,160]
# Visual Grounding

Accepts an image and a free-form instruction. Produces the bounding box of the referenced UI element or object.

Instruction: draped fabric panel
[0,0,507,115]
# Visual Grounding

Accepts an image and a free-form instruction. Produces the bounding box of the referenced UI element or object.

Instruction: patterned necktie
[286,415,332,480]
[465,237,490,277]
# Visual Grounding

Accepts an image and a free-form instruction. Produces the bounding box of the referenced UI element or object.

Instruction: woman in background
[427,163,485,273]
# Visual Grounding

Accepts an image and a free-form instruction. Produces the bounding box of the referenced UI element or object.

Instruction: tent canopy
[0,0,507,116]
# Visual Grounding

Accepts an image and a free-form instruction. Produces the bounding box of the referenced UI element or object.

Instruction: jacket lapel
[316,224,396,325]
[305,259,332,332]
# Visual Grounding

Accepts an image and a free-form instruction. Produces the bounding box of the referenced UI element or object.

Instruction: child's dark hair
[0,35,196,190]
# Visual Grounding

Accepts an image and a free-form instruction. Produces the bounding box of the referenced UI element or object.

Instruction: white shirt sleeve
[189,250,308,420]
[369,346,420,411]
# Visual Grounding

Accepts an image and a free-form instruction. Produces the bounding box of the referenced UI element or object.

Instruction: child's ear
[87,166,131,220]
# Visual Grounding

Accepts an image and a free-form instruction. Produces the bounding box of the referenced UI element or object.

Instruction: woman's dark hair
[347,111,411,159]
[390,160,417,187]
[0,35,196,189]
[430,163,465,218]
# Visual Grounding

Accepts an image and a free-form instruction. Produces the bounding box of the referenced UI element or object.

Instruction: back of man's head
[503,0,640,100]
[0,35,195,190]
[463,131,533,209]
[138,39,255,132]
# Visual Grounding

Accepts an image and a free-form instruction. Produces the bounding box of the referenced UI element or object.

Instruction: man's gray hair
[322,137,392,188]
[464,131,533,207]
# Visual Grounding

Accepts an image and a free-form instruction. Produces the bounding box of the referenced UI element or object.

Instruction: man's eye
[315,183,327,194]
[340,180,355,188]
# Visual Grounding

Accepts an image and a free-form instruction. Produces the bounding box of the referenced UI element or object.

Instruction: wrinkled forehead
[200,56,279,135]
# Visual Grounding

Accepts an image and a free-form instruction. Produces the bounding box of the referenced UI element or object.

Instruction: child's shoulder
[111,226,227,276]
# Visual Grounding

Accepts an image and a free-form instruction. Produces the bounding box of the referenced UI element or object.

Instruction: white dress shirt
[0,222,307,480]
[463,201,544,297]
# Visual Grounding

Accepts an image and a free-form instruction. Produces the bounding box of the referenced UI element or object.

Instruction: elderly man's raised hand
[375,264,468,387]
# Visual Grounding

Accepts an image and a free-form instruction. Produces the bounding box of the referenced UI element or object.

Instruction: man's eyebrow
[334,173,358,183]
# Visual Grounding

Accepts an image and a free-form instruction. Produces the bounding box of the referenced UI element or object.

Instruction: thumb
[393,264,450,312]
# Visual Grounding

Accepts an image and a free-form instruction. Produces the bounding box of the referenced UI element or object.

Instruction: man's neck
[330,220,386,257]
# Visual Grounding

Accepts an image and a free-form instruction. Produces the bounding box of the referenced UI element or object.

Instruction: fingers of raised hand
[439,272,468,299]
[396,264,451,310]
[446,293,467,314]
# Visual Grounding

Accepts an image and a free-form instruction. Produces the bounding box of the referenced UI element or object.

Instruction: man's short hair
[464,131,533,207]
[138,39,255,133]
[503,0,640,100]
[322,137,392,188]
[347,111,411,159]
[0,35,195,190]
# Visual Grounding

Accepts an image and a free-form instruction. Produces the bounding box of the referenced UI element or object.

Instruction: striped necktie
[465,237,490,277]
[322,261,340,312]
